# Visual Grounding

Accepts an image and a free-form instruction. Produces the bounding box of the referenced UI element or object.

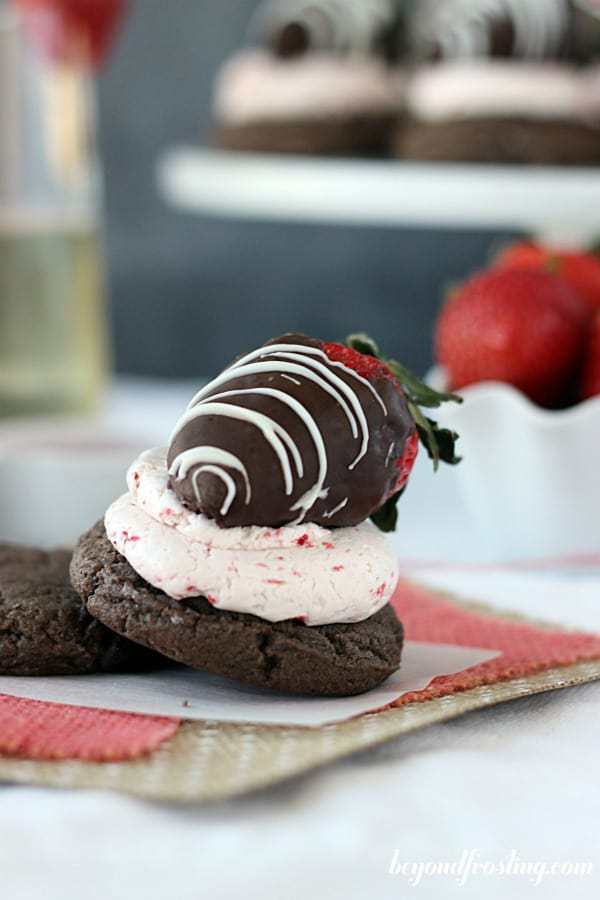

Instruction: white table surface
[2,379,599,900]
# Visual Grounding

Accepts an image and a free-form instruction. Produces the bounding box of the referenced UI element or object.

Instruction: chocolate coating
[409,0,572,62]
[167,334,414,529]
[570,2,600,62]
[257,0,400,62]
[273,21,311,58]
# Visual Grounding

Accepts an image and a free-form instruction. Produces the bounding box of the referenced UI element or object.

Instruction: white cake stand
[159,146,600,243]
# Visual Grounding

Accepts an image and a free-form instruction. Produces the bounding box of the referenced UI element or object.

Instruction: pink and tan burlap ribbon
[1,579,600,770]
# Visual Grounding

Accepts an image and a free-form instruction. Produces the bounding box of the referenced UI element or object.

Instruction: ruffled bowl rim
[427,366,600,428]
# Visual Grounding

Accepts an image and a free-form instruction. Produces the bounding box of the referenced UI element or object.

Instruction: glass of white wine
[0,1,107,417]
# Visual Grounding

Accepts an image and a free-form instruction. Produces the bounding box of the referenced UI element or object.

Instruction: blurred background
[3,0,600,559]
[99,0,517,379]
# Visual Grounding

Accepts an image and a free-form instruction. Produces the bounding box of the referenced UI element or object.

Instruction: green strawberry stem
[345,332,462,472]
[370,488,405,533]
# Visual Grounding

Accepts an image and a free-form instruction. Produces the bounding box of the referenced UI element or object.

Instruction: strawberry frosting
[213,49,403,124]
[104,447,399,626]
[407,62,600,124]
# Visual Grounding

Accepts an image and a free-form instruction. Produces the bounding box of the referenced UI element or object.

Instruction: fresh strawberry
[495,241,600,318]
[394,429,419,491]
[435,268,586,408]
[321,335,462,531]
[17,0,127,68]
[581,313,600,400]
[321,341,401,384]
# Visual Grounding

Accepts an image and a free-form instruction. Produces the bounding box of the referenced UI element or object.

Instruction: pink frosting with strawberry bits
[104,447,399,626]
[213,49,402,124]
[408,62,600,124]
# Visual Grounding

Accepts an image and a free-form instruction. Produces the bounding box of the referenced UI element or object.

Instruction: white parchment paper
[0,642,499,727]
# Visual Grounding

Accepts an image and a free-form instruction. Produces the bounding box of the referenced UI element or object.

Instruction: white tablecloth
[1,381,599,900]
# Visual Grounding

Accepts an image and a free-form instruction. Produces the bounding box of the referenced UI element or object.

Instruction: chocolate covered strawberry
[435,268,586,408]
[167,333,460,533]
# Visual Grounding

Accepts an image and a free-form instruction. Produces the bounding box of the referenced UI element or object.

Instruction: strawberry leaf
[370,488,405,533]
[416,418,461,468]
[385,359,462,409]
[346,333,380,358]
[344,332,462,532]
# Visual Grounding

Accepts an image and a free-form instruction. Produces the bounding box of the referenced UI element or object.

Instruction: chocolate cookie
[0,543,160,676]
[71,523,404,696]
[215,114,396,157]
[395,118,600,165]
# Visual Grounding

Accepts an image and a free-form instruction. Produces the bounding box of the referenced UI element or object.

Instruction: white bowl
[430,369,600,559]
[0,420,147,547]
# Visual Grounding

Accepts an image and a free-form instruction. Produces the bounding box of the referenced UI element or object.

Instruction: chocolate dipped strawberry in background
[408,0,571,62]
[167,333,419,530]
[397,0,600,166]
[253,0,402,62]
[213,0,404,157]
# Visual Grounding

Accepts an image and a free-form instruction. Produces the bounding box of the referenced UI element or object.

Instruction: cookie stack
[212,0,600,165]
[213,0,404,156]
[0,333,460,697]
[1,334,459,696]
[399,0,600,165]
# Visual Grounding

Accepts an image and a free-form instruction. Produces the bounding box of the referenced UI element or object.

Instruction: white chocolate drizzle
[193,466,236,516]
[410,0,569,60]
[207,387,328,521]
[169,341,388,524]
[251,0,397,56]
[171,402,301,495]
[169,446,252,515]
[323,497,349,518]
